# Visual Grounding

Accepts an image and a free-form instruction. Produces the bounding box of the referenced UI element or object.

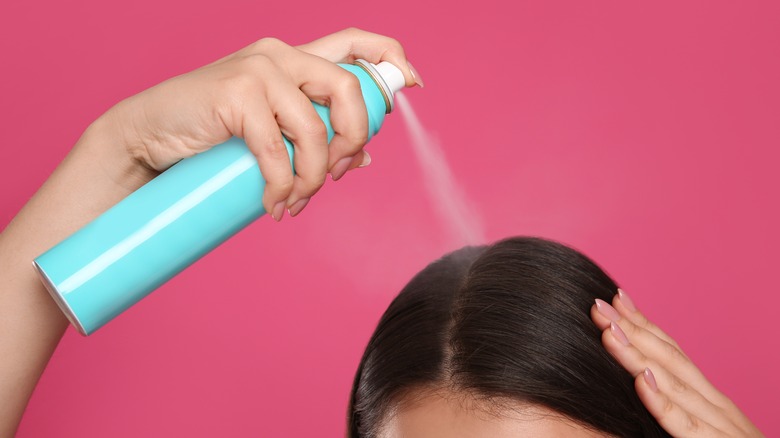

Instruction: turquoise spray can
[33,60,405,335]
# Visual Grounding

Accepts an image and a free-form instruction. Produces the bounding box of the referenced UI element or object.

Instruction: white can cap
[374,61,406,95]
[354,59,406,113]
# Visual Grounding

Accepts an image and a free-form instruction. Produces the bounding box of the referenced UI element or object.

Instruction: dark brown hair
[348,237,670,437]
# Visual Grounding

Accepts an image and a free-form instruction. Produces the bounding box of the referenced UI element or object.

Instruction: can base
[32,260,89,336]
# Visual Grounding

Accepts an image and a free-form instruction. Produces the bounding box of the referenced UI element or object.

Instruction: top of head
[354,59,405,113]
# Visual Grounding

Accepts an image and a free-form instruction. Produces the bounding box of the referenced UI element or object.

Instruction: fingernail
[610,322,630,346]
[331,156,353,181]
[618,288,637,313]
[358,151,372,168]
[408,61,425,88]
[595,298,621,322]
[271,201,286,222]
[643,368,659,392]
[288,197,310,217]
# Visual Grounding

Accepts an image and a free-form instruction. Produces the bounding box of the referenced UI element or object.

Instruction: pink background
[2,1,778,436]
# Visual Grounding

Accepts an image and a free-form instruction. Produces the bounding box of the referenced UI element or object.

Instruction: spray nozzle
[354,59,405,113]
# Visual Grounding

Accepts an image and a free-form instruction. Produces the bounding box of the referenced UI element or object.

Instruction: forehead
[377,390,609,438]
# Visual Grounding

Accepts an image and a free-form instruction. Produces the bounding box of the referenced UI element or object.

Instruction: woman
[0,29,761,437]
[348,237,763,437]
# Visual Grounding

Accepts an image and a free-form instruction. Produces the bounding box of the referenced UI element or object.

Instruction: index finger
[613,289,681,350]
[296,28,418,87]
[591,300,727,407]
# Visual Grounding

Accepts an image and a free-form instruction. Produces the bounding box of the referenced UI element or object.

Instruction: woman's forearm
[0,115,155,435]
[0,29,419,435]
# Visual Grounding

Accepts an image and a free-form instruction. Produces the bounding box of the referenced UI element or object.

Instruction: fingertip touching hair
[348,236,670,437]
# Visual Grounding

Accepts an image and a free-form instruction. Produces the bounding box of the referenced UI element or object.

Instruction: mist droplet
[396,93,485,246]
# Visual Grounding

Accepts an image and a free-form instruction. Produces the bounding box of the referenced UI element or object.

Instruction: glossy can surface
[34,63,389,335]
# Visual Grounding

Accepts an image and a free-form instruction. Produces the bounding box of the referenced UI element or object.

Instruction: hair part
[348,237,670,437]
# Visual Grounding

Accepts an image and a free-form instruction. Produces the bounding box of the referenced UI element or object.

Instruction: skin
[379,389,609,438]
[0,28,762,437]
[591,289,765,437]
[0,28,420,436]
[376,290,765,438]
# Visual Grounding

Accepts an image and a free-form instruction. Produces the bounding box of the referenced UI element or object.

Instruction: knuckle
[664,341,688,364]
[670,375,688,394]
[623,320,642,337]
[301,118,328,139]
[350,129,370,147]
[386,37,404,52]
[336,70,361,94]
[343,128,369,149]
[342,27,364,37]
[661,397,675,418]
[686,413,701,433]
[261,139,290,161]
[252,37,284,52]
[636,314,654,330]
[269,175,294,194]
[298,173,327,194]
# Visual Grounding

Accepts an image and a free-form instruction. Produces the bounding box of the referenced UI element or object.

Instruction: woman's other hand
[591,291,764,437]
[102,28,421,220]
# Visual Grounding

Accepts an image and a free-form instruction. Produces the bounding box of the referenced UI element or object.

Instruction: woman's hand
[101,28,421,220]
[0,29,420,437]
[591,290,764,437]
